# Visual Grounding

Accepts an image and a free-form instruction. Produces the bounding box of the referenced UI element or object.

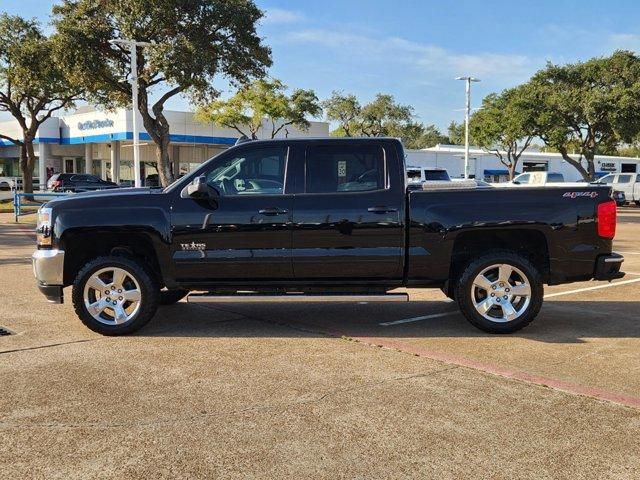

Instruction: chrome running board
[187,292,409,304]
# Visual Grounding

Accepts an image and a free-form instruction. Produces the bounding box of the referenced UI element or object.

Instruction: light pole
[455,76,480,179]
[109,38,151,187]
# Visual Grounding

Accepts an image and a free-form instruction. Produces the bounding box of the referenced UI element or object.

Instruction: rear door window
[305,144,387,193]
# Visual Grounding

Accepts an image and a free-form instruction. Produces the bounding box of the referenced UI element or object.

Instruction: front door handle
[367,206,398,214]
[259,207,289,216]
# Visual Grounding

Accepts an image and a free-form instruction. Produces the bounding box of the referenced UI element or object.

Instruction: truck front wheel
[71,256,159,335]
[455,252,543,334]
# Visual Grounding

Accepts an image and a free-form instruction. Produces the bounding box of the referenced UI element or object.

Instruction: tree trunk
[155,135,173,187]
[559,149,590,181]
[20,140,36,194]
[585,152,596,180]
[139,110,174,187]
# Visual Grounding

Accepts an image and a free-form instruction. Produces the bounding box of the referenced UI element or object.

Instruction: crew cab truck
[32,138,624,336]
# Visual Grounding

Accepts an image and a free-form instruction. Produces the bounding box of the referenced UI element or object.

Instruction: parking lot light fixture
[455,76,481,179]
[109,38,152,188]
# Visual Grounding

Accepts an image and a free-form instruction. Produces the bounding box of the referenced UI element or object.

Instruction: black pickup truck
[33,138,624,335]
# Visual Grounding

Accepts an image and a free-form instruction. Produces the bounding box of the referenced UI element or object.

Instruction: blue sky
[3,0,640,130]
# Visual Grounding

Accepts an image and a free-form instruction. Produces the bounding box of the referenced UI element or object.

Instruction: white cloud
[608,33,640,52]
[262,8,306,25]
[285,28,535,82]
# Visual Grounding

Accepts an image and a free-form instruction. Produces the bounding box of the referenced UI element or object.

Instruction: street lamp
[109,38,151,188]
[455,76,480,179]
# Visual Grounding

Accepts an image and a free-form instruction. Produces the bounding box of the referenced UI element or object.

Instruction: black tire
[455,251,543,334]
[159,288,189,305]
[72,255,159,335]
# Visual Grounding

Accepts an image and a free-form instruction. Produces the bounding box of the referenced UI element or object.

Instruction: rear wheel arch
[447,229,550,292]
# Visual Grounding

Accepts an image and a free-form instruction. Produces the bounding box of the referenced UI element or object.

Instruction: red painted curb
[350,335,640,410]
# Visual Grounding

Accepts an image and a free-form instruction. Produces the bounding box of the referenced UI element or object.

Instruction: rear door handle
[367,206,398,214]
[259,207,289,216]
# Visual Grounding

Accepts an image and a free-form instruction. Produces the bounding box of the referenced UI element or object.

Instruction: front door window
[206,146,288,196]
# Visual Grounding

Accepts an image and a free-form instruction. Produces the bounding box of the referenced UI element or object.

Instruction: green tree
[471,86,536,179]
[195,78,321,139]
[446,121,466,145]
[417,124,449,149]
[0,14,82,193]
[359,94,413,137]
[324,92,414,138]
[527,50,640,180]
[52,0,271,187]
[322,91,361,137]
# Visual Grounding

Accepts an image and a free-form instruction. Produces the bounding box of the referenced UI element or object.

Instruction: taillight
[597,200,617,239]
[52,180,61,188]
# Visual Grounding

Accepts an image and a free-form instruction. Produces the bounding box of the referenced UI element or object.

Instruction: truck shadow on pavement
[140,299,640,344]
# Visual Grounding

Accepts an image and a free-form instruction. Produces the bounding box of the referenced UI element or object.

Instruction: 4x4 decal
[563,191,599,199]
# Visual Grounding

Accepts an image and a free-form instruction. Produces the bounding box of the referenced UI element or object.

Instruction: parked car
[0,177,13,191]
[145,174,160,187]
[406,166,450,184]
[612,190,626,207]
[47,173,119,193]
[33,138,623,336]
[594,173,640,206]
[0,177,40,191]
[513,172,565,185]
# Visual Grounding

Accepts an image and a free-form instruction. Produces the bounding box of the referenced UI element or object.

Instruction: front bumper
[32,249,65,303]
[594,253,625,281]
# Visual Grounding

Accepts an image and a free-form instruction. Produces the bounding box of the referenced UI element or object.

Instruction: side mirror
[187,176,213,199]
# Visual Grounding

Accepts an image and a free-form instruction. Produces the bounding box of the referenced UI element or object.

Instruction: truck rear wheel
[71,256,159,335]
[455,251,543,334]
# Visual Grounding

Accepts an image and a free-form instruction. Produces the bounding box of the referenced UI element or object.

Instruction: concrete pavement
[1,211,639,479]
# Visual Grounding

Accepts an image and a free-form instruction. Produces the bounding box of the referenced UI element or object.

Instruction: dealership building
[0,106,330,187]
[406,144,640,182]
[2,106,640,186]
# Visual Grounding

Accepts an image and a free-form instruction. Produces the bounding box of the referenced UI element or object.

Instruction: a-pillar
[38,143,49,190]
[85,143,93,174]
[110,141,120,184]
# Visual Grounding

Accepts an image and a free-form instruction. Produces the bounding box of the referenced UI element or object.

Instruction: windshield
[424,170,450,181]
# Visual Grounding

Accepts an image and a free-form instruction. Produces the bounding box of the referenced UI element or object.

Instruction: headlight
[36,207,53,247]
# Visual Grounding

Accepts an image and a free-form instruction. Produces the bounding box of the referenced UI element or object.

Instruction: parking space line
[379,311,458,326]
[545,277,640,298]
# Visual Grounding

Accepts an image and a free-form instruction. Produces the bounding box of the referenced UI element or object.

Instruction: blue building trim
[59,131,238,145]
[0,136,60,146]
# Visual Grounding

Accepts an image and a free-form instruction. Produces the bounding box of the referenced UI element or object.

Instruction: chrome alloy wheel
[83,267,142,326]
[471,263,532,323]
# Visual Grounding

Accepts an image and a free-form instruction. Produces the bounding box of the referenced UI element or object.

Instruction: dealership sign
[600,162,616,171]
[77,119,115,131]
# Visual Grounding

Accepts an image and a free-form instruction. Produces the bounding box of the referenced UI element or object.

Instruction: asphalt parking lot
[1,209,640,479]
